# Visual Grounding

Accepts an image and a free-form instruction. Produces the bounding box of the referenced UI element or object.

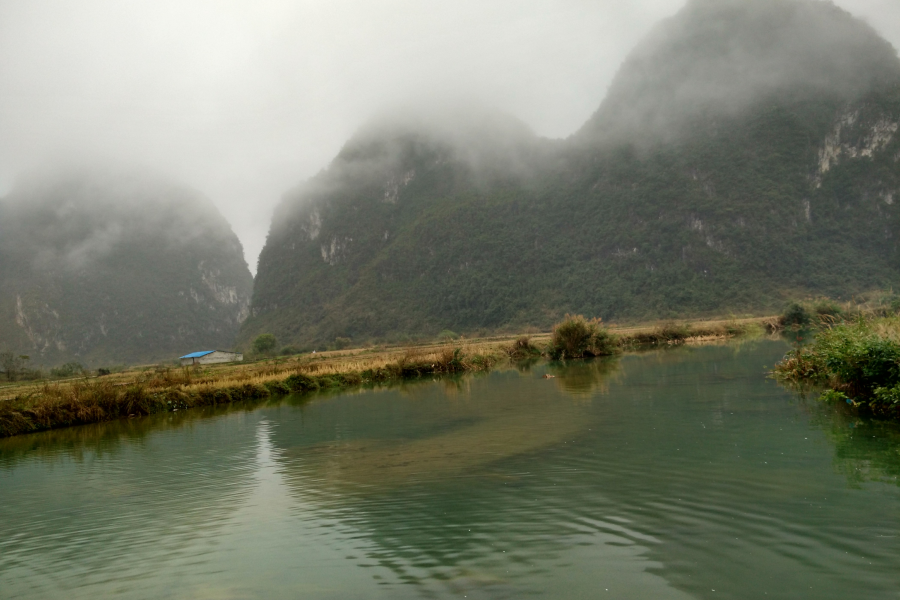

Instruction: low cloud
[1,0,897,271]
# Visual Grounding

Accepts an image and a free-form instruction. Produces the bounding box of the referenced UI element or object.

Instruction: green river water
[1,339,899,599]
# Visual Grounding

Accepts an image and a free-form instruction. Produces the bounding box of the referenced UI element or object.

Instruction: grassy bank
[771,292,900,418]
[774,316,900,418]
[0,316,769,439]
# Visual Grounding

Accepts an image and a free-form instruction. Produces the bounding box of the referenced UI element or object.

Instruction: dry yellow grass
[0,319,770,403]
[0,316,774,438]
[869,316,900,343]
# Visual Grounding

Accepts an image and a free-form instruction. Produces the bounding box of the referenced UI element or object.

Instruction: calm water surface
[2,340,899,599]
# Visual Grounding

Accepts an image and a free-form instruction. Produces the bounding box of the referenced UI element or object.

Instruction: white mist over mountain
[1,0,897,273]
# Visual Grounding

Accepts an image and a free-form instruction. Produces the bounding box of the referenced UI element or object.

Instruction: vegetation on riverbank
[547,315,617,360]
[0,315,769,439]
[773,292,900,331]
[0,343,503,439]
[774,314,900,418]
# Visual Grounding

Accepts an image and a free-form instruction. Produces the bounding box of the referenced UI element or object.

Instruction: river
[1,339,899,599]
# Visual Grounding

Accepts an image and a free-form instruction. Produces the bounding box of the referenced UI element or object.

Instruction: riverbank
[774,315,900,418]
[0,316,771,438]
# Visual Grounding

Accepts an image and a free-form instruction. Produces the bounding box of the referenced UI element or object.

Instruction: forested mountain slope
[243,0,900,349]
[0,167,253,367]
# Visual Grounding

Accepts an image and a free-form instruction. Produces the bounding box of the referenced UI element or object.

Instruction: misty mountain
[244,0,900,349]
[579,0,900,145]
[0,167,253,366]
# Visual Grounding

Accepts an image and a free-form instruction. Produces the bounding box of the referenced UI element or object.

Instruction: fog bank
[1,0,897,272]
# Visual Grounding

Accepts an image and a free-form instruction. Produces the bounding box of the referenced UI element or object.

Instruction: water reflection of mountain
[271,369,601,489]
[269,342,900,599]
[3,342,900,599]
[267,366,688,598]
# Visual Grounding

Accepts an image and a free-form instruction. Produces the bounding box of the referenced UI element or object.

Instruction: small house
[179,350,243,366]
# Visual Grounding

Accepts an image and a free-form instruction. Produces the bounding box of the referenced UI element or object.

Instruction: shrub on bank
[781,302,812,328]
[628,322,704,345]
[548,315,618,360]
[776,295,885,331]
[285,373,319,393]
[505,336,541,360]
[812,299,844,322]
[252,333,277,356]
[774,316,900,413]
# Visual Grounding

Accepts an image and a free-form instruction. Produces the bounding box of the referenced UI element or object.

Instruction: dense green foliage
[782,302,814,328]
[775,317,900,414]
[252,333,277,355]
[0,168,253,367]
[243,0,900,349]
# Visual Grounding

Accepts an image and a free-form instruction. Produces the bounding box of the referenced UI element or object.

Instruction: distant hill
[0,167,253,367]
[243,0,900,349]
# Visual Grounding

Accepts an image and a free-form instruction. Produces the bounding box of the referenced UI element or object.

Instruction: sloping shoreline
[0,316,773,439]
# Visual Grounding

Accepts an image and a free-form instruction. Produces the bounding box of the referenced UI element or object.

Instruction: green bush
[264,380,291,395]
[252,333,277,355]
[285,373,319,393]
[816,323,900,397]
[873,385,900,405]
[820,389,849,403]
[781,302,812,328]
[812,299,843,321]
[197,388,232,405]
[237,383,270,400]
[548,315,618,359]
[776,317,900,409]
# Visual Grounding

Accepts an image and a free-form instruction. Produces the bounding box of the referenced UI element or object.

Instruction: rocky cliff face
[244,0,900,349]
[243,107,549,346]
[0,167,253,366]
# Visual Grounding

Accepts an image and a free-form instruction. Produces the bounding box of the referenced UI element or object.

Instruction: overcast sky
[1,0,898,273]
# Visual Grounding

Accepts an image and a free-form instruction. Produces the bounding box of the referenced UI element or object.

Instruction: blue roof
[180,350,215,359]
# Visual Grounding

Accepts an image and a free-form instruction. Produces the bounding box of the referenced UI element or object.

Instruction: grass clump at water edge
[773,316,900,417]
[504,336,542,360]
